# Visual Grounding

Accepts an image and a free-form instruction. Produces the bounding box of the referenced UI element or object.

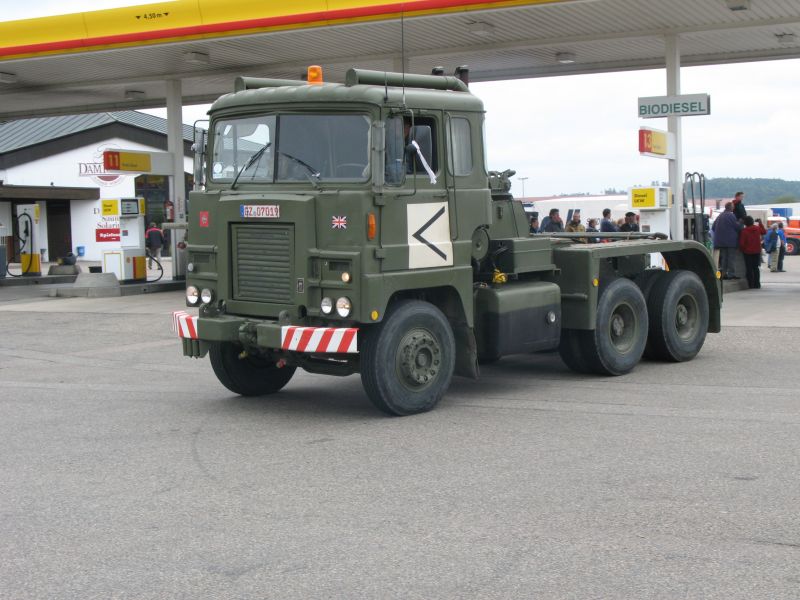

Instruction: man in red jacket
[738,216,766,289]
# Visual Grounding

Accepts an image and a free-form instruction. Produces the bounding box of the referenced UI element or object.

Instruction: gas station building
[0,112,194,263]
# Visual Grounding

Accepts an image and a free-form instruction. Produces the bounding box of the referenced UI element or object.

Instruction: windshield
[211,114,371,183]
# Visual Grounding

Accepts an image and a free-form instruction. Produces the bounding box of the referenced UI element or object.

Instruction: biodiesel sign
[638,94,710,118]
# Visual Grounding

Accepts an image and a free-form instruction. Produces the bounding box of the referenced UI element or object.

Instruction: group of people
[529,207,640,242]
[711,191,787,290]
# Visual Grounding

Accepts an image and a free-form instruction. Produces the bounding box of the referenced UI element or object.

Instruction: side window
[384,114,439,186]
[448,117,472,176]
[385,116,405,186]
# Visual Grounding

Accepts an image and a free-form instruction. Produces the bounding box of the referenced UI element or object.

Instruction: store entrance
[47,200,72,260]
[135,173,193,258]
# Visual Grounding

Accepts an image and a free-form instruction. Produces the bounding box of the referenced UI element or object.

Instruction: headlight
[187,262,195,273]
[200,288,214,304]
[321,297,333,314]
[186,285,199,305]
[341,271,351,283]
[336,296,352,318]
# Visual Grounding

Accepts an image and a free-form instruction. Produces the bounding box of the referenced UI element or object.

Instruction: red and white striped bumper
[281,326,358,354]
[172,310,199,340]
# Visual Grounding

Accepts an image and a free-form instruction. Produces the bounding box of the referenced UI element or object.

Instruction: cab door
[377,111,453,273]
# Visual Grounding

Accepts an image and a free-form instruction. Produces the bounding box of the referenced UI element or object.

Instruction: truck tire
[646,270,709,362]
[360,300,455,416]
[558,328,593,374]
[582,278,648,375]
[634,269,667,359]
[786,238,799,255]
[209,342,296,396]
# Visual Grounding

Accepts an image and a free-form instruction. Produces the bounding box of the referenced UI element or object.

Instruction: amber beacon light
[307,65,324,84]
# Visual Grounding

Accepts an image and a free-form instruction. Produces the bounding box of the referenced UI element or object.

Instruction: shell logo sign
[0,0,567,60]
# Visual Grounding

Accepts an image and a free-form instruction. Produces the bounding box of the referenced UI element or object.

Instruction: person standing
[619,211,639,232]
[565,210,587,241]
[739,216,763,289]
[777,222,787,272]
[586,218,600,243]
[145,222,165,269]
[711,202,742,280]
[732,191,747,222]
[542,208,564,233]
[600,208,619,233]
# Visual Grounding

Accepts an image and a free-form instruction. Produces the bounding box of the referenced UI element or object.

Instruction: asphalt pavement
[0,257,798,599]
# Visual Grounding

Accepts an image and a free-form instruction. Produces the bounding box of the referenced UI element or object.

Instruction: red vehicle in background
[785,218,800,255]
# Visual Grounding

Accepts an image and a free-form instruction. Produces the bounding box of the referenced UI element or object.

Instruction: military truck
[173,66,722,415]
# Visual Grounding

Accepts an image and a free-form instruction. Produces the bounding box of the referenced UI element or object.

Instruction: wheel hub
[676,303,689,326]
[608,302,636,353]
[397,329,441,388]
[611,314,625,337]
[675,295,699,340]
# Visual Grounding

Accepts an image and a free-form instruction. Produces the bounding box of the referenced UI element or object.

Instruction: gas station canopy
[1,0,799,120]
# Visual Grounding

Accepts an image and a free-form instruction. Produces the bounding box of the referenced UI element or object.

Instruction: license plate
[240,204,280,218]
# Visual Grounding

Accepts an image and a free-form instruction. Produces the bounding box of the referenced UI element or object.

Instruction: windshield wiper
[278,151,321,190]
[230,142,271,189]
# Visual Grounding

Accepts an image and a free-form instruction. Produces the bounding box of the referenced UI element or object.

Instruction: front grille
[232,224,294,303]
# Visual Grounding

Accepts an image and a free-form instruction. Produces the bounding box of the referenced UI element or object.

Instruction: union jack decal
[331,215,347,229]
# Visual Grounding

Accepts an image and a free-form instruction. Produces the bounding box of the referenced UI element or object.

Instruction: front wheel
[209,342,296,396]
[360,300,455,416]
[786,238,799,255]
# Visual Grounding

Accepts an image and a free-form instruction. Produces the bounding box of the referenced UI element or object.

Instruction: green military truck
[173,67,722,415]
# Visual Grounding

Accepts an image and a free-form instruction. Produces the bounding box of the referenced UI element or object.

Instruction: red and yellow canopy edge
[0,0,565,61]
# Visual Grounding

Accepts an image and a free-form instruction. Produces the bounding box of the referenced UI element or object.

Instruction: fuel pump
[102,198,147,282]
[684,172,710,248]
[0,221,7,279]
[630,186,671,268]
[16,204,42,276]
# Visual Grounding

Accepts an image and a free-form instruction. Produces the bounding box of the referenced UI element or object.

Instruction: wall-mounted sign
[96,228,121,242]
[638,127,675,159]
[638,94,710,118]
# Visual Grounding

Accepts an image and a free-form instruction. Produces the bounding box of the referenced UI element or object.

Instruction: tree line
[603,178,800,204]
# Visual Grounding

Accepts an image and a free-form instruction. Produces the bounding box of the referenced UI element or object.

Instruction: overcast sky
[3,1,799,197]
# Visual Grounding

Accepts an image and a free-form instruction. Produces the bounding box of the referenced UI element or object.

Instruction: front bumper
[171,310,358,357]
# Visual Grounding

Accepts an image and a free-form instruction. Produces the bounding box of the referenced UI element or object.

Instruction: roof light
[556,52,576,64]
[124,90,146,100]
[776,33,797,46]
[724,0,750,10]
[0,72,18,84]
[184,51,210,65]
[307,65,324,85]
[468,21,495,37]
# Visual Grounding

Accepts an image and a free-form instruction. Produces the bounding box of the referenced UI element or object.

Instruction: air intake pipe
[345,68,468,92]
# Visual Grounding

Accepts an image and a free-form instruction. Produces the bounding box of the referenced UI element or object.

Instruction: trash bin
[76,246,85,257]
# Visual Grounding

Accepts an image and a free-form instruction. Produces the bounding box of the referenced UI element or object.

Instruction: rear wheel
[647,270,709,362]
[360,300,455,416]
[582,278,648,375]
[209,342,296,396]
[786,238,799,255]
